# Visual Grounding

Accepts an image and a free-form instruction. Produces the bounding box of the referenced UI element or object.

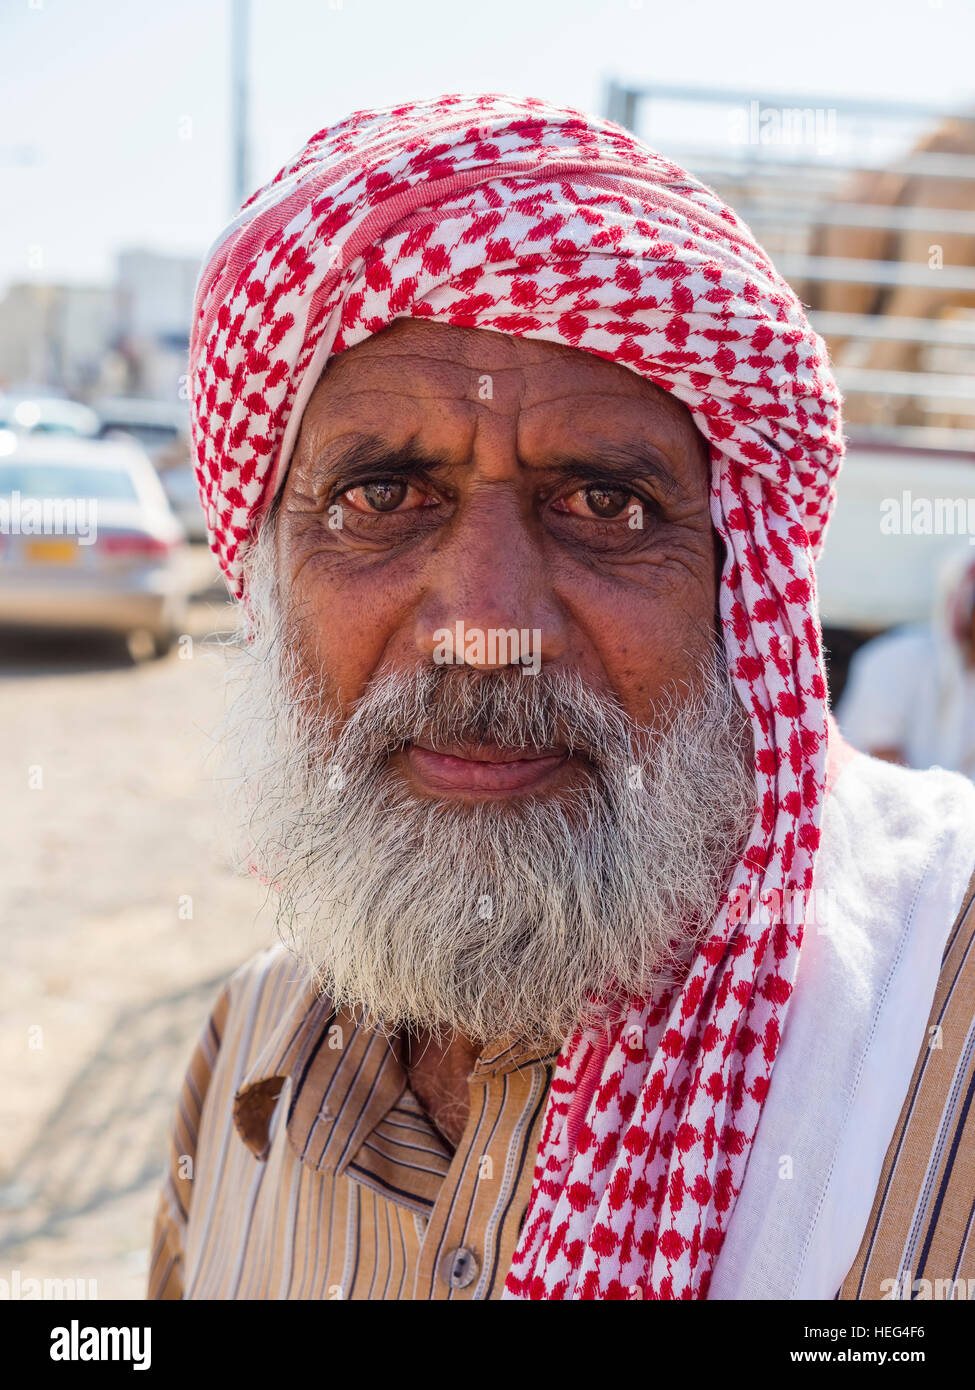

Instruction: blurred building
[0,282,119,396]
[0,248,200,405]
[115,249,198,402]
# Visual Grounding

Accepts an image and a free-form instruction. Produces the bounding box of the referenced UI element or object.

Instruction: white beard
[218,517,756,1048]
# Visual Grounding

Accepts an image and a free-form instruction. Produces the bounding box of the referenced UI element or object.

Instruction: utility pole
[231,0,250,211]
[605,80,639,132]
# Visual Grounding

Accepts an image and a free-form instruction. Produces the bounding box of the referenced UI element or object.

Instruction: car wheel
[125,628,156,663]
[151,628,176,659]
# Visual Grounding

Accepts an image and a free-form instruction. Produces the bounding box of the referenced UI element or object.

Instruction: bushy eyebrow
[540,444,681,497]
[316,436,453,489]
[317,435,681,496]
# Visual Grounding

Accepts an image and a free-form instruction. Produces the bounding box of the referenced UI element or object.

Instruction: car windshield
[0,462,140,502]
[99,422,180,449]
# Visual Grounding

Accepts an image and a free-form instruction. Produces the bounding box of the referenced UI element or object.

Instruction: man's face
[276,319,718,798]
[228,319,752,1045]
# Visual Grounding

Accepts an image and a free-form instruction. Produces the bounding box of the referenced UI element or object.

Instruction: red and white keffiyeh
[189,92,843,1299]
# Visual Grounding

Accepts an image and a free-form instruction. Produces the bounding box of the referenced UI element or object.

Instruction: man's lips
[403,742,570,794]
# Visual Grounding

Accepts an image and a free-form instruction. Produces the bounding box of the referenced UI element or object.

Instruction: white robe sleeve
[835,626,929,755]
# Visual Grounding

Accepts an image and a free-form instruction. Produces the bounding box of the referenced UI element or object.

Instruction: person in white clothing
[837,551,975,779]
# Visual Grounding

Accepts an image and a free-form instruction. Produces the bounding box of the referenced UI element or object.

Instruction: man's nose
[413,488,568,670]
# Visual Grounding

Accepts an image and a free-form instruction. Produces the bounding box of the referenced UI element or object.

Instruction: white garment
[709,751,975,1299]
[837,624,975,779]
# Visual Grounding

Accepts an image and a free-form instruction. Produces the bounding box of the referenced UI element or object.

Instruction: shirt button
[440,1246,479,1290]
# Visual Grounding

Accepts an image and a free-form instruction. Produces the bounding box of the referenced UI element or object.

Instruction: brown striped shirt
[149,876,975,1301]
[840,866,975,1300]
[148,946,556,1299]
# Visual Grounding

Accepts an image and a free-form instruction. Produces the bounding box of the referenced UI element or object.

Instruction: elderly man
[149,94,975,1302]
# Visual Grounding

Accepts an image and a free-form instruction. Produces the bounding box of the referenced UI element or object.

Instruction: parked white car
[0,394,100,439]
[0,434,192,657]
[94,397,206,541]
[94,396,188,461]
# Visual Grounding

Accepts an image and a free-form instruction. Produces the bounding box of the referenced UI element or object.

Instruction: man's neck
[404,1029,480,1149]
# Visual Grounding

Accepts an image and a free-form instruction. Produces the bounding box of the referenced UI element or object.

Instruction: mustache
[324,662,640,770]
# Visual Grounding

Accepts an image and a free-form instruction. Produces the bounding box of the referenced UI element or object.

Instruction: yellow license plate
[26,539,78,565]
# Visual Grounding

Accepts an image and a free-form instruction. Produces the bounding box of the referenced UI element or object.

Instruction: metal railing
[809,312,975,346]
[734,203,975,235]
[680,151,975,182]
[605,81,975,452]
[777,254,975,292]
[605,82,975,127]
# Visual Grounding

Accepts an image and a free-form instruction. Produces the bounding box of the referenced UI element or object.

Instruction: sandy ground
[0,552,274,1299]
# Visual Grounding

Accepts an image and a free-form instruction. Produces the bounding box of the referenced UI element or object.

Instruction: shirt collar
[232,980,558,1211]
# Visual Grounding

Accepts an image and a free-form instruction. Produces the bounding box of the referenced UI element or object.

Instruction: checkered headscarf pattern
[189,92,844,1299]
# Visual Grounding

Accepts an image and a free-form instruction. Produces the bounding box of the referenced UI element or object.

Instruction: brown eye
[584,486,629,518]
[340,478,436,516]
[361,479,407,511]
[555,484,634,520]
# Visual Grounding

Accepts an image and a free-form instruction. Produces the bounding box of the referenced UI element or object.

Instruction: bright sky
[3,0,974,294]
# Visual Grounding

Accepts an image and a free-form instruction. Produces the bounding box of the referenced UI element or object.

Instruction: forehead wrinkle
[300,336,705,487]
[517,391,705,484]
[515,385,679,423]
[321,344,500,398]
[315,361,667,433]
[301,383,480,452]
[321,327,641,404]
